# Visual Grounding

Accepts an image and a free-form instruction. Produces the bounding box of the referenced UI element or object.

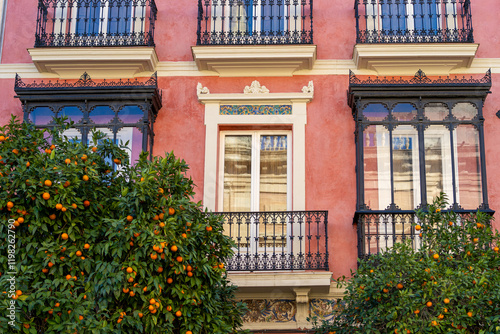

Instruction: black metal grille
[35,0,157,47]
[355,210,492,261]
[213,211,328,271]
[197,0,313,45]
[355,0,473,43]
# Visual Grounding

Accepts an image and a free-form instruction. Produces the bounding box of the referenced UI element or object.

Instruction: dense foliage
[0,117,246,333]
[311,194,500,334]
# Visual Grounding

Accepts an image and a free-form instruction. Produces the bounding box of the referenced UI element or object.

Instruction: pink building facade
[1,0,499,331]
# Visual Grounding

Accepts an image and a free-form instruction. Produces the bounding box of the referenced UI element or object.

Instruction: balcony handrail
[356,210,493,261]
[197,0,313,45]
[354,0,473,44]
[35,0,157,47]
[213,210,328,271]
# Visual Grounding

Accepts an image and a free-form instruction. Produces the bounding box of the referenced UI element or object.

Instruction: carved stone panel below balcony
[353,43,479,76]
[27,47,158,79]
[191,45,317,77]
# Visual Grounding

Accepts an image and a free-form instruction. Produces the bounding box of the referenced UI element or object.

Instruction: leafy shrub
[311,194,500,334]
[0,117,246,333]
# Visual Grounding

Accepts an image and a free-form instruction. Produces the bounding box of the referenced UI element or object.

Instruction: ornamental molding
[197,82,314,104]
[244,81,269,94]
[196,82,210,95]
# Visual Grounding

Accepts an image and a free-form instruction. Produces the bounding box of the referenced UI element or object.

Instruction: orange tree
[0,117,246,333]
[310,194,500,334]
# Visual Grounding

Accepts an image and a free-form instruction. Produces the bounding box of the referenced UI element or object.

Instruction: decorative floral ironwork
[349,69,491,87]
[242,299,296,323]
[15,72,158,90]
[355,0,473,44]
[212,211,328,271]
[35,0,157,47]
[197,0,313,45]
[220,105,292,115]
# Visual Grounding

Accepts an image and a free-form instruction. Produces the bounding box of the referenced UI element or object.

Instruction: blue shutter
[108,2,131,35]
[76,1,101,35]
[261,0,284,34]
[381,0,407,33]
[246,0,254,35]
[414,0,438,33]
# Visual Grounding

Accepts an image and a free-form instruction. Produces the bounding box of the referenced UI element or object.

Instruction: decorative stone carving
[244,81,269,94]
[196,82,210,95]
[241,299,296,323]
[220,105,292,115]
[302,80,314,93]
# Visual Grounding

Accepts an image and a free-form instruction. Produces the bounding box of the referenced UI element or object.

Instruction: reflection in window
[29,107,54,125]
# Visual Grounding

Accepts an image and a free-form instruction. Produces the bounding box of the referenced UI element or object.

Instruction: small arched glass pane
[455,124,482,209]
[29,107,54,125]
[90,106,115,124]
[362,103,389,121]
[116,127,142,165]
[425,103,448,121]
[453,102,477,120]
[119,106,144,124]
[392,103,417,121]
[59,106,84,124]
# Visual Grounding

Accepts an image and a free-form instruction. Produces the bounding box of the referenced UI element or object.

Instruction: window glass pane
[392,103,417,121]
[29,107,54,125]
[393,126,419,210]
[455,125,482,209]
[59,106,84,124]
[223,136,252,212]
[425,102,448,121]
[259,135,287,211]
[90,106,115,124]
[364,125,391,210]
[452,102,477,121]
[119,106,144,124]
[425,125,453,205]
[115,127,142,165]
[62,128,83,143]
[362,103,389,121]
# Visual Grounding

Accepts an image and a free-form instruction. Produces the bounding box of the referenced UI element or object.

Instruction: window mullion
[389,128,395,208]
[251,132,260,212]
[449,126,457,208]
[417,108,427,209]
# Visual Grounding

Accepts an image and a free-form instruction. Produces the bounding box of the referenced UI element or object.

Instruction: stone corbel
[293,287,311,328]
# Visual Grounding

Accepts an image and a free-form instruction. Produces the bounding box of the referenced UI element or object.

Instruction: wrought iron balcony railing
[355,210,492,261]
[213,211,328,271]
[197,0,313,45]
[35,0,157,47]
[355,0,473,43]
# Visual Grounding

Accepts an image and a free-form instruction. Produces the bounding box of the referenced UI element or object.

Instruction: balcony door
[75,1,132,36]
[219,131,291,253]
[212,0,287,37]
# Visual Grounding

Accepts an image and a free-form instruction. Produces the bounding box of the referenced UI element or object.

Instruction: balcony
[29,0,158,78]
[192,0,316,76]
[355,210,492,261]
[353,0,478,75]
[213,211,328,271]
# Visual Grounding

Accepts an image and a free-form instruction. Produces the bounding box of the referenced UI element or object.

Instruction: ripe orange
[170,245,178,252]
[176,256,183,262]
[187,265,193,272]
[444,298,450,304]
[79,315,83,321]
[206,226,213,232]
[438,314,444,320]
[143,286,147,292]
[187,272,193,277]
[159,222,165,228]
[55,203,63,210]
[42,268,49,274]
[415,225,421,231]
[127,277,134,283]
[175,310,182,317]
[494,246,499,253]
[414,309,420,314]
[26,162,30,167]
[6,201,14,209]
[467,311,473,317]
[186,331,193,334]
[42,192,50,200]
[82,175,89,181]
[48,262,54,268]
[157,267,163,273]
[44,180,52,187]
[84,244,90,249]
[148,305,155,312]
[138,312,143,318]
[55,303,60,307]
[113,158,121,165]
[168,207,175,215]
[126,267,133,273]
[75,251,82,257]
[129,291,135,297]
[426,301,432,307]
[167,278,173,284]
[66,274,72,280]
[83,200,90,207]
[149,298,156,305]
[126,215,133,222]
[396,283,404,289]
[150,253,158,260]
[17,217,24,224]
[61,233,69,240]
[433,254,439,260]
[473,238,479,243]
